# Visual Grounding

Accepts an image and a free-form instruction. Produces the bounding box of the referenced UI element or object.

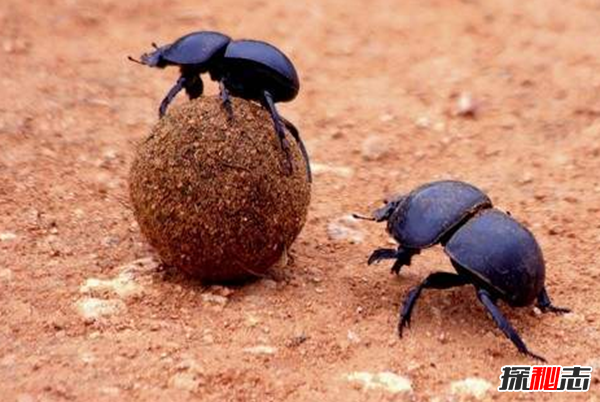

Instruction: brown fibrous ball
[129,96,311,282]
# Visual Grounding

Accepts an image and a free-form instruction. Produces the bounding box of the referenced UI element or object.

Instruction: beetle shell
[445,208,545,306]
[387,180,492,248]
[222,39,299,102]
[162,31,231,66]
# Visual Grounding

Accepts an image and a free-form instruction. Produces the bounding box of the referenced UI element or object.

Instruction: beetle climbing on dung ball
[128,31,310,180]
[354,180,570,361]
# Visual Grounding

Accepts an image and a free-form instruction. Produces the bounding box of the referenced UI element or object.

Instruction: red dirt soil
[1,0,599,401]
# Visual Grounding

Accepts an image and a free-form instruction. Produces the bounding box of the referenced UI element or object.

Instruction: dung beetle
[129,32,310,180]
[354,180,570,361]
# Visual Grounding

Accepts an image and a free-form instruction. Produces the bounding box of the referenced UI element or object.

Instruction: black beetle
[354,180,570,361]
[129,32,310,180]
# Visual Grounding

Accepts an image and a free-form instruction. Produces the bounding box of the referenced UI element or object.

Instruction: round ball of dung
[129,96,311,282]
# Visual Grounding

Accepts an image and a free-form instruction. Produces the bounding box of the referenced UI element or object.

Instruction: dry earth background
[1,0,600,401]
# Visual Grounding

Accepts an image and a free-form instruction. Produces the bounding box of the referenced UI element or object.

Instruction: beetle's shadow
[384,278,540,339]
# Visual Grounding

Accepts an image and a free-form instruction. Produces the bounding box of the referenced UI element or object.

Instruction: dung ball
[129,96,311,282]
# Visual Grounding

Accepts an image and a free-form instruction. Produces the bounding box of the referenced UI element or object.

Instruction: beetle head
[372,194,405,222]
[128,43,169,68]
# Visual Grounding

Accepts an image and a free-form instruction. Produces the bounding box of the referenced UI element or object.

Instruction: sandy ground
[1,0,600,401]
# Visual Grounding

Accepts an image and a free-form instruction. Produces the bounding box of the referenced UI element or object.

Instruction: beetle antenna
[127,55,144,65]
[352,213,375,221]
[151,42,159,49]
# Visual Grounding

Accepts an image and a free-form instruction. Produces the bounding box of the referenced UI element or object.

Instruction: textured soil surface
[1,0,599,401]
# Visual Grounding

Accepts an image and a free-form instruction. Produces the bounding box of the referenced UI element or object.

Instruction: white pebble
[76,297,126,321]
[243,345,277,355]
[345,371,412,394]
[361,136,389,161]
[450,377,492,400]
[312,163,354,178]
[327,215,365,244]
[0,232,17,242]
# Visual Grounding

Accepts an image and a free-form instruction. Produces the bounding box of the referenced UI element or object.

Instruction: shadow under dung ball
[129,96,311,282]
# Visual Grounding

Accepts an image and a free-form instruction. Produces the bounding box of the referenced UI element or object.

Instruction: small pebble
[361,136,389,161]
[75,297,126,321]
[449,377,492,400]
[345,371,412,394]
[327,215,365,243]
[243,345,277,355]
[0,232,17,242]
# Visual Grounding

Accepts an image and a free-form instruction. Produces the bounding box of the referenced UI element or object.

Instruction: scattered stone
[81,272,143,299]
[201,293,228,306]
[75,297,126,321]
[16,394,35,402]
[208,285,234,297]
[327,215,365,243]
[243,345,277,355]
[80,257,157,299]
[415,116,431,129]
[312,163,354,178]
[0,232,17,242]
[99,386,121,397]
[585,358,600,370]
[379,113,395,122]
[347,330,361,344]
[450,377,492,400]
[455,92,479,118]
[361,136,389,161]
[345,371,412,394]
[0,269,13,281]
[169,372,202,392]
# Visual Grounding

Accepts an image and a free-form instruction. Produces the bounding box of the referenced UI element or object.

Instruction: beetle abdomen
[224,39,300,101]
[389,180,491,248]
[445,208,545,306]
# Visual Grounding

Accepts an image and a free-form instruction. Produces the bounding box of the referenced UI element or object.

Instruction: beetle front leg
[536,287,571,314]
[159,76,186,117]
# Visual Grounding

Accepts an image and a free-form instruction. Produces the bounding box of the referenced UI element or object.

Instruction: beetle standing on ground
[128,31,310,180]
[354,180,570,361]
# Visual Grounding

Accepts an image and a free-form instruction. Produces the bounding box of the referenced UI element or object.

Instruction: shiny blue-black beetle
[129,31,310,179]
[355,180,570,361]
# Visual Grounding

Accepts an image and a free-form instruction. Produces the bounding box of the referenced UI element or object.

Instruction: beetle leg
[281,116,312,182]
[263,91,293,175]
[159,76,186,118]
[477,288,547,362]
[218,80,234,120]
[536,287,571,314]
[390,248,419,275]
[367,248,399,265]
[183,74,204,100]
[398,272,469,337]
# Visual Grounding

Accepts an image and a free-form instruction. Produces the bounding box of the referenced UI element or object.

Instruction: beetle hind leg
[218,80,234,120]
[536,287,571,314]
[477,288,547,362]
[263,91,293,175]
[281,116,312,182]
